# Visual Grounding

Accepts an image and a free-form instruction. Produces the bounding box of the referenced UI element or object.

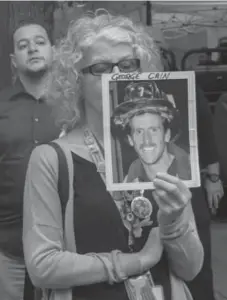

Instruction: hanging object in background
[74,1,88,8]
[151,4,227,40]
[162,23,204,40]
[56,1,88,10]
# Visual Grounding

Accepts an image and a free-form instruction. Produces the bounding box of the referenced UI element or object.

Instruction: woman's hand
[139,227,163,272]
[152,172,192,224]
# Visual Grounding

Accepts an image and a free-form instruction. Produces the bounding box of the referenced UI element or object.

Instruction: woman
[23,10,203,300]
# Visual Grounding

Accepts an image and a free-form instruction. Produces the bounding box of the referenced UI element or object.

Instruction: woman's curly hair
[46,9,162,131]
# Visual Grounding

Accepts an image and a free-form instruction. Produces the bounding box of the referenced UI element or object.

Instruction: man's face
[128,113,171,165]
[11,24,53,75]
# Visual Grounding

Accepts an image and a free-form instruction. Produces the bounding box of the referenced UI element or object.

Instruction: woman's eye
[135,129,143,135]
[18,44,27,50]
[36,40,46,45]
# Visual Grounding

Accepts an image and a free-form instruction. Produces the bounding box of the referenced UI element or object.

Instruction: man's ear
[127,135,134,146]
[10,53,17,69]
[165,128,171,143]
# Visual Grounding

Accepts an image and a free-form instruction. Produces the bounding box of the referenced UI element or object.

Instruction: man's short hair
[10,18,53,52]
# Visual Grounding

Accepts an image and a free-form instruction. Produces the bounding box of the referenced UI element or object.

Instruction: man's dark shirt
[196,86,218,169]
[0,81,60,258]
[189,86,219,226]
[214,93,227,184]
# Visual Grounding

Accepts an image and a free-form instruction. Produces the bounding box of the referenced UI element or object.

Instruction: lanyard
[84,127,106,184]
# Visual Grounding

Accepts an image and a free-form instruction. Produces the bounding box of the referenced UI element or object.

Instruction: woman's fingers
[155,172,181,184]
[152,173,191,217]
[153,176,191,201]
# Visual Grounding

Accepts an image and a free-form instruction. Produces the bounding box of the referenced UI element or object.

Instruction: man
[112,81,223,300]
[214,95,227,176]
[0,21,60,300]
[112,81,191,183]
[196,86,224,216]
[213,92,227,219]
[185,85,224,300]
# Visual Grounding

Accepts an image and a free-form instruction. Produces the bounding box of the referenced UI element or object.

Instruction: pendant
[131,190,152,219]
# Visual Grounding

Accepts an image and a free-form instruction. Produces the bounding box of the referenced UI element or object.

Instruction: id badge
[125,272,165,300]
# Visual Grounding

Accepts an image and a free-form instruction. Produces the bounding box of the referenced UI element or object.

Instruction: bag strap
[48,142,69,227]
[24,141,75,300]
[24,143,69,300]
[47,140,75,300]
[53,139,76,253]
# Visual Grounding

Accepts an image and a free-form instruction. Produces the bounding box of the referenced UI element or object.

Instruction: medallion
[131,194,152,219]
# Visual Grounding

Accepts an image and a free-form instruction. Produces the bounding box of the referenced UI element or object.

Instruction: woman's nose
[112,65,120,73]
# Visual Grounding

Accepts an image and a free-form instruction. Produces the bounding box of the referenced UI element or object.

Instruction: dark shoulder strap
[48,141,70,226]
[24,142,71,300]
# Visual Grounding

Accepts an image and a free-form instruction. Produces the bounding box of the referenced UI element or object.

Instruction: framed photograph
[102,71,200,191]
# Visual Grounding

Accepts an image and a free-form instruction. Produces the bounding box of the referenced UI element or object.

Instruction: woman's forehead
[83,38,134,64]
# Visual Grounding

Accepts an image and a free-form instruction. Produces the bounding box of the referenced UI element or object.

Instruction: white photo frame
[102,71,200,191]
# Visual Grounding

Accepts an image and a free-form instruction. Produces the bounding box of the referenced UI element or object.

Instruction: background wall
[0,2,11,90]
[53,1,147,41]
[1,1,227,90]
